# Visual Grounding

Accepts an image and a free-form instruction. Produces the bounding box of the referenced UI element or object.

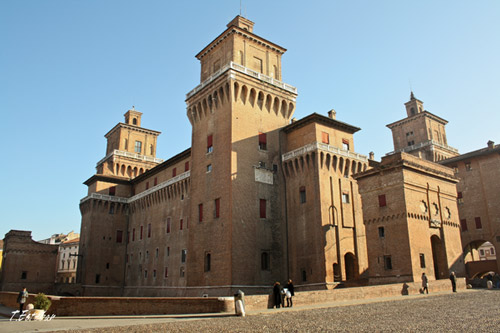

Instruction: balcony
[282,142,368,163]
[186,61,297,100]
[96,150,164,167]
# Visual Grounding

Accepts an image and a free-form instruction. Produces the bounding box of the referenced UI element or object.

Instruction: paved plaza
[1,289,499,332]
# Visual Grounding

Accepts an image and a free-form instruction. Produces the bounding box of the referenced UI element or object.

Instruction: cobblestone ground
[68,290,500,332]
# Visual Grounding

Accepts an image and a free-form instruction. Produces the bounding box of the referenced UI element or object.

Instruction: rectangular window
[460,219,468,232]
[147,223,151,238]
[258,132,267,150]
[480,249,485,256]
[95,274,100,284]
[299,186,306,204]
[491,248,496,255]
[153,270,156,278]
[144,270,148,278]
[378,194,387,207]
[342,139,349,151]
[214,198,220,218]
[378,227,385,238]
[204,252,211,272]
[254,56,263,73]
[109,186,116,196]
[180,219,183,230]
[21,271,27,280]
[154,177,158,186]
[475,217,482,229]
[116,230,123,243]
[172,168,177,177]
[109,204,115,215]
[167,246,170,256]
[207,164,212,173]
[419,253,426,268]
[132,228,135,241]
[384,256,392,270]
[166,218,171,233]
[457,192,463,204]
[407,140,415,146]
[342,192,350,204]
[321,132,329,144]
[465,162,472,171]
[134,141,142,153]
[207,135,213,153]
[199,204,203,222]
[181,249,187,263]
[140,225,143,240]
[185,161,190,171]
[146,182,149,190]
[260,199,267,218]
[164,267,168,278]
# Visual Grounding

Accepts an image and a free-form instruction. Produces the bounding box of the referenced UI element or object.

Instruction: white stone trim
[282,142,368,163]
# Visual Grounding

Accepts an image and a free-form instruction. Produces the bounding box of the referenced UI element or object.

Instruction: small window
[166,218,171,233]
[106,262,110,269]
[261,252,270,271]
[207,135,213,153]
[457,192,464,204]
[132,118,137,125]
[150,144,154,155]
[475,217,482,229]
[379,194,387,207]
[95,274,100,284]
[185,161,190,172]
[299,186,306,204]
[204,252,211,272]
[144,270,148,278]
[342,193,350,204]
[180,267,185,278]
[419,254,426,268]
[321,132,329,144]
[155,248,159,258]
[378,227,385,238]
[465,162,472,171]
[491,248,496,255]
[214,198,220,218]
[167,246,170,256]
[116,230,123,243]
[21,271,27,280]
[302,269,307,282]
[154,177,158,186]
[153,270,157,278]
[199,204,203,222]
[342,139,349,151]
[172,168,177,177]
[140,225,143,240]
[180,219,184,230]
[480,249,485,256]
[259,132,267,150]
[132,228,135,241]
[407,140,415,146]
[260,199,267,218]
[181,249,187,263]
[207,164,212,173]
[109,203,115,215]
[460,219,467,232]
[147,223,152,238]
[109,186,116,196]
[134,141,142,153]
[384,256,392,270]
[164,267,169,278]
[146,182,149,190]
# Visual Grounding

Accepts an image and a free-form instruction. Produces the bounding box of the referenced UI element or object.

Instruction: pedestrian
[421,272,429,294]
[493,273,500,289]
[449,271,457,292]
[273,282,282,308]
[17,287,28,315]
[285,279,295,307]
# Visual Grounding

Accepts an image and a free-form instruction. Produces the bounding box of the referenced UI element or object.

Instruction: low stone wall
[244,278,466,310]
[0,278,465,316]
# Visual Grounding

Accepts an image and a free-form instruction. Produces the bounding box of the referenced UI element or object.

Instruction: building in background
[39,231,79,245]
[56,238,80,284]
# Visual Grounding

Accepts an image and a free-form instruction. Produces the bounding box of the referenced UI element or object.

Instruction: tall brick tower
[386,92,459,162]
[185,16,297,293]
[78,109,162,295]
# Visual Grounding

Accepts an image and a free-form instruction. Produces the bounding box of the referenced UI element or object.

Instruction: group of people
[273,279,294,308]
[422,271,458,293]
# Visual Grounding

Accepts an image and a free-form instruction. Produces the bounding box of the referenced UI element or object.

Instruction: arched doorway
[431,235,448,279]
[344,252,358,281]
[463,240,498,279]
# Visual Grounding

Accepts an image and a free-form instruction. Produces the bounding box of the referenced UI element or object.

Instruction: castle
[77,16,465,297]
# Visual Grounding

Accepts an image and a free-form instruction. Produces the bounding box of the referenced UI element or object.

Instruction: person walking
[421,272,429,294]
[17,287,28,315]
[449,271,457,292]
[285,279,295,307]
[273,282,282,308]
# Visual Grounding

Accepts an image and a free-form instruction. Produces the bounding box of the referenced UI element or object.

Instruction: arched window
[133,118,137,125]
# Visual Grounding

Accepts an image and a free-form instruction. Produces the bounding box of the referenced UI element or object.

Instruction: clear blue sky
[1,0,499,241]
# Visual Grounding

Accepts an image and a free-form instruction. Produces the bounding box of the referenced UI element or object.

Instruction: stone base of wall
[0,278,466,316]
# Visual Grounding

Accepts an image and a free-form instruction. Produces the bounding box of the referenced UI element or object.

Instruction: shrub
[34,293,51,311]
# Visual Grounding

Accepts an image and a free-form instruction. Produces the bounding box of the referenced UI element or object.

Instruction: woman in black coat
[273,282,282,308]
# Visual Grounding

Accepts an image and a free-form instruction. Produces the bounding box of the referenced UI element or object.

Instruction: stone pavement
[0,289,493,332]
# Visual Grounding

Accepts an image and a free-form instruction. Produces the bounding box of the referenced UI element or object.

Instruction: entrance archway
[463,240,498,278]
[431,235,448,279]
[344,252,358,281]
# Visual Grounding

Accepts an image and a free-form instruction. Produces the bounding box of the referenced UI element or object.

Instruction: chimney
[487,140,495,149]
[328,109,336,119]
[369,151,375,160]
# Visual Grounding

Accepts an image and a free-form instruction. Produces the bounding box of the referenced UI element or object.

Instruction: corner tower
[185,16,297,294]
[386,93,459,162]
